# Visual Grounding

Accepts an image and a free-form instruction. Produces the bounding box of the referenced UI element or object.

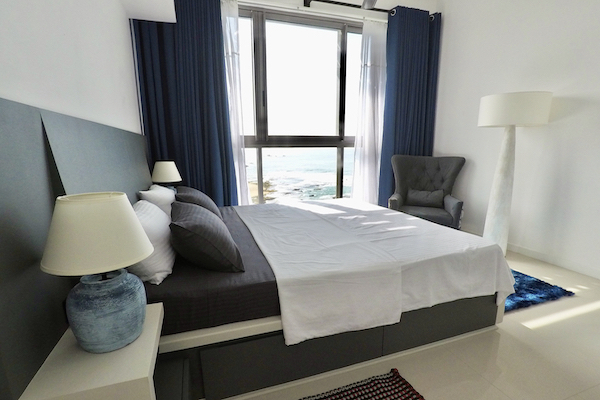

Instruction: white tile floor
[233,252,600,400]
[395,253,600,400]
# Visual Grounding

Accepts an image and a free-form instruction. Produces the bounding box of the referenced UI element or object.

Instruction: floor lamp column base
[482,125,516,255]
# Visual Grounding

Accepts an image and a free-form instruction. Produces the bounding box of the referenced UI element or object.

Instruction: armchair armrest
[388,193,404,210]
[444,195,464,229]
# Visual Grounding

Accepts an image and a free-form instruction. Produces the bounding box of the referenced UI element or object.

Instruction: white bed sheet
[234,199,515,345]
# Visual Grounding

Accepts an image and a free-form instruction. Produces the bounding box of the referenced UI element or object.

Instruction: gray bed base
[162,294,498,400]
[0,97,501,400]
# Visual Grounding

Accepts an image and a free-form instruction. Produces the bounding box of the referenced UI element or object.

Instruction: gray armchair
[388,155,466,229]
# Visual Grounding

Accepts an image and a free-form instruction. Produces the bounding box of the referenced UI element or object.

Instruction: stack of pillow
[128,184,244,285]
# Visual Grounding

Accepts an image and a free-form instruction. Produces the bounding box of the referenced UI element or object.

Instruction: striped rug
[299,369,424,400]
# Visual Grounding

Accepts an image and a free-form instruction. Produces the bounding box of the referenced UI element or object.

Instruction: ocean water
[245,147,354,203]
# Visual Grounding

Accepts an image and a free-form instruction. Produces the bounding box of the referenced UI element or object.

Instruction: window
[239,8,361,204]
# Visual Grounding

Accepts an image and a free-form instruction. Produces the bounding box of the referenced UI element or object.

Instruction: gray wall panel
[0,98,150,399]
[0,98,72,400]
[40,110,152,204]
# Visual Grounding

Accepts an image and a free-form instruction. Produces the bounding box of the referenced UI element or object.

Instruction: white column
[483,125,516,255]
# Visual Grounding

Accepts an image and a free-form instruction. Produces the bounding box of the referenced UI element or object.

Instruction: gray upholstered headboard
[0,97,151,400]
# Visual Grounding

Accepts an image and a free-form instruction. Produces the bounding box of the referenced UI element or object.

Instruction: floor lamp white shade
[478,91,552,255]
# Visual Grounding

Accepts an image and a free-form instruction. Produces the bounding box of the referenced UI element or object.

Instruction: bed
[38,106,515,400]
[133,184,513,399]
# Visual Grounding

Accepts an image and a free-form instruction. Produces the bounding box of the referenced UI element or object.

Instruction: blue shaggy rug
[505,270,575,312]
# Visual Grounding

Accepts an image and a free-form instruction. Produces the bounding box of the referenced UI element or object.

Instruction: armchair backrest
[391,155,466,198]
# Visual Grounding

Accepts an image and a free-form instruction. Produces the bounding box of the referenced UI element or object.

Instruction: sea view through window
[245,147,354,204]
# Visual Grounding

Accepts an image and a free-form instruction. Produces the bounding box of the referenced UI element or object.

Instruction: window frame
[239,7,362,202]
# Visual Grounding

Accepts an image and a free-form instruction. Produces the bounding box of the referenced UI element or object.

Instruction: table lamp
[478,91,552,255]
[151,160,182,185]
[41,192,154,353]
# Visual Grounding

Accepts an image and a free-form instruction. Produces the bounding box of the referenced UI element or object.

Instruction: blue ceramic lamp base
[66,269,146,353]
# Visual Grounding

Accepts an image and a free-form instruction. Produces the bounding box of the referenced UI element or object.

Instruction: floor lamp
[478,91,552,255]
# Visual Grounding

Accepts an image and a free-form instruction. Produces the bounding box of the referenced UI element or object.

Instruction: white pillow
[128,200,176,284]
[138,184,175,216]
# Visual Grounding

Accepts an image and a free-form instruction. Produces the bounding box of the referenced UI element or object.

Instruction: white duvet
[234,199,515,345]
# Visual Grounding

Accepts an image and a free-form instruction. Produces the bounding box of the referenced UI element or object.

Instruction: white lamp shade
[151,161,182,183]
[41,192,154,276]
[478,91,552,127]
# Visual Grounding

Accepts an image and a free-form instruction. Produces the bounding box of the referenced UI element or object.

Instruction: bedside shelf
[20,303,164,400]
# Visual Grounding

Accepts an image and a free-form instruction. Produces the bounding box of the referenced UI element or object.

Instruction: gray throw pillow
[406,189,444,208]
[175,186,222,219]
[170,201,244,272]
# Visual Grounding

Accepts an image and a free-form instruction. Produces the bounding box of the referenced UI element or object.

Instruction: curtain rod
[238,0,389,23]
[304,0,391,14]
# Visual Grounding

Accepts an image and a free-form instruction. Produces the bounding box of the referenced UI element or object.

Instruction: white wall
[435,0,600,278]
[0,0,166,133]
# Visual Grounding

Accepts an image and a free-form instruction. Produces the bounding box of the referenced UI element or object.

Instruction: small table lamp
[478,91,552,255]
[151,160,182,185]
[41,192,154,353]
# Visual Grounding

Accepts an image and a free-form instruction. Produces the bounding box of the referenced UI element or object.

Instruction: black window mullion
[338,25,348,141]
[336,146,344,198]
[252,11,268,142]
[336,25,349,198]
[250,10,268,203]
[245,135,354,148]
[255,147,264,204]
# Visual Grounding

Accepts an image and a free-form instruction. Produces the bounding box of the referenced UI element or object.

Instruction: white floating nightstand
[19,303,164,400]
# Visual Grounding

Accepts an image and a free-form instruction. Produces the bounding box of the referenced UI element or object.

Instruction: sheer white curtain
[221,0,250,205]
[351,20,387,204]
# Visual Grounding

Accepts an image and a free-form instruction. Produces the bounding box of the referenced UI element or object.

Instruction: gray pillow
[406,189,444,208]
[176,186,222,219]
[170,201,244,272]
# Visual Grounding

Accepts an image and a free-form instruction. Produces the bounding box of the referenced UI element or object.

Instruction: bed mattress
[144,206,280,335]
[146,201,513,340]
[235,199,514,345]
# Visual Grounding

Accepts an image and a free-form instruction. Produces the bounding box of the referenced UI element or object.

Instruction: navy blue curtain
[132,0,238,206]
[377,7,442,206]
